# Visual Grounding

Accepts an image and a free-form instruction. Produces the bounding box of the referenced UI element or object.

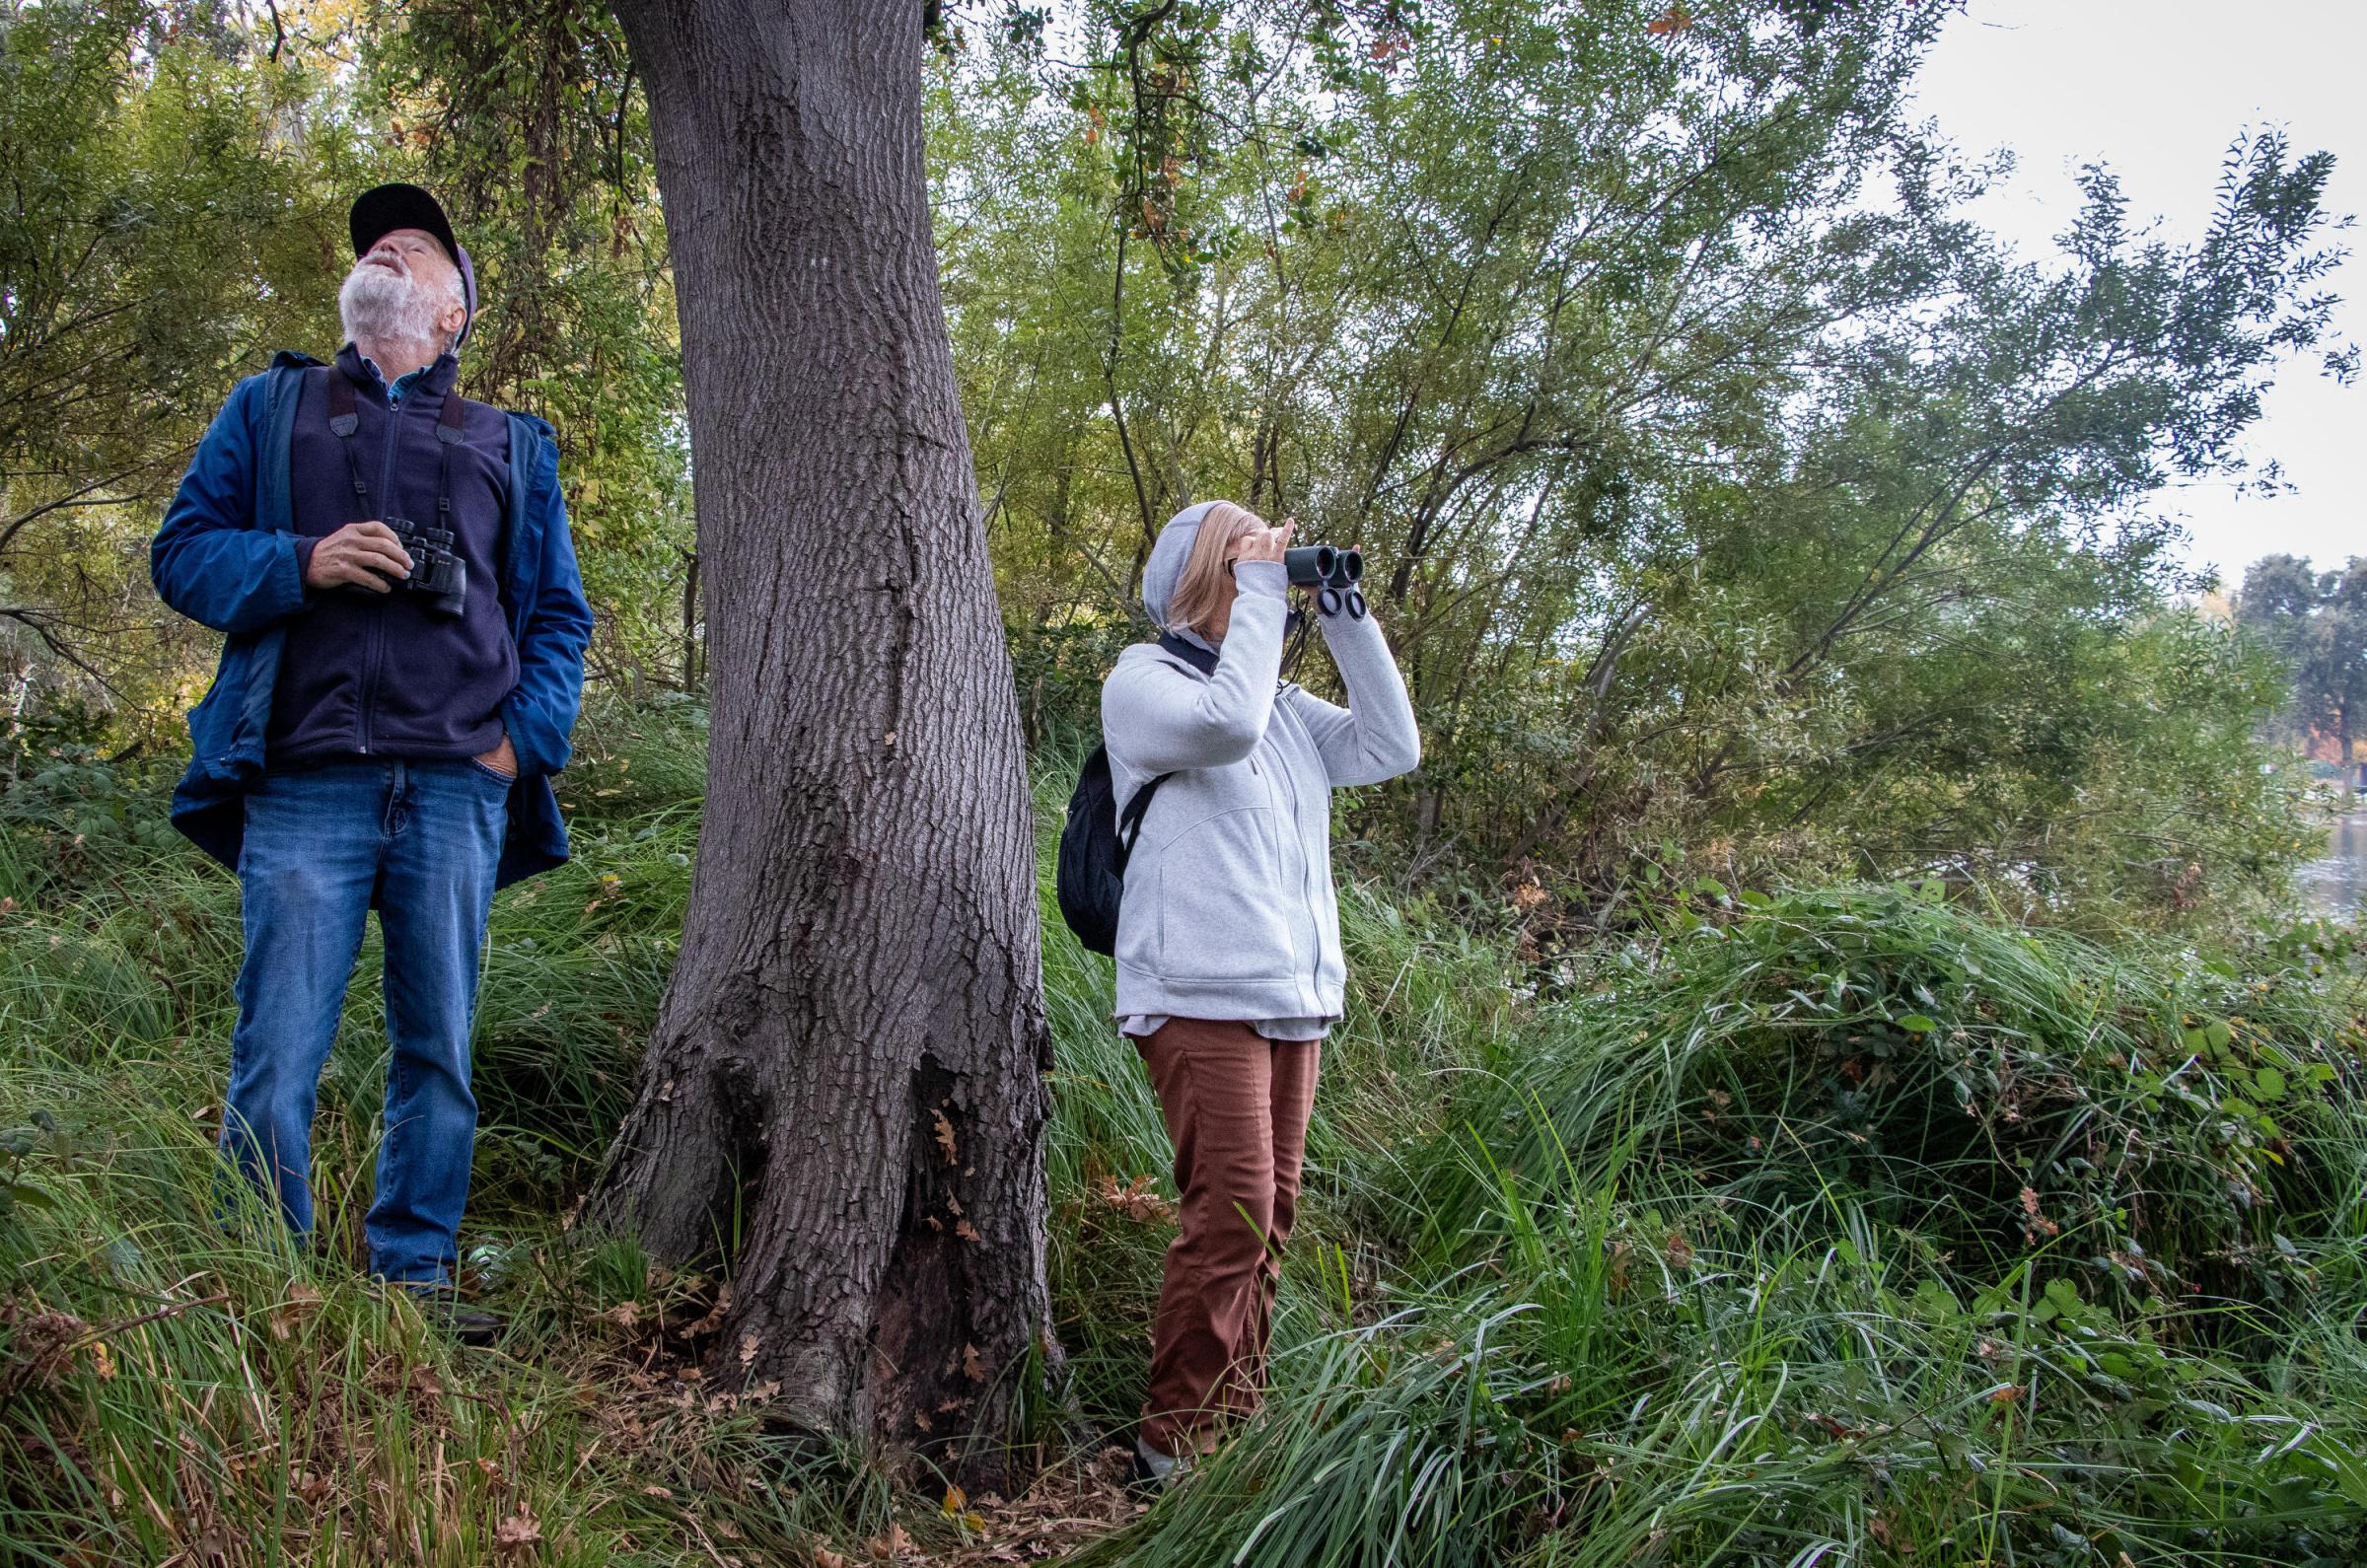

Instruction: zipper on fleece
[356,388,411,755]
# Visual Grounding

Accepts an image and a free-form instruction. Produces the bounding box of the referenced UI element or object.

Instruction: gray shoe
[1131,1436,1191,1493]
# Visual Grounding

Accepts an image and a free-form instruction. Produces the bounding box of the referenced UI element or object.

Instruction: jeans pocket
[466,758,518,787]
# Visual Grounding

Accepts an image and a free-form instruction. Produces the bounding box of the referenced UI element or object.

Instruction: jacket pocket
[1155,806,1293,982]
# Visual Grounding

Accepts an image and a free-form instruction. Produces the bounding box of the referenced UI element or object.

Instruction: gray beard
[338,261,447,356]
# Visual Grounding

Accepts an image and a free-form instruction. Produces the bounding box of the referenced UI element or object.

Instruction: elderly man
[151,184,593,1336]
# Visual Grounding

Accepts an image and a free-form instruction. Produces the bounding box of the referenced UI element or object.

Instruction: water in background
[2297,811,2367,918]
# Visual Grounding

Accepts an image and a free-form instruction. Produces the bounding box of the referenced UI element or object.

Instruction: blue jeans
[220,757,510,1284]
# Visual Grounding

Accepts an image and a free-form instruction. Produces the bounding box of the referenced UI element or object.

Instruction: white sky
[1911,0,2363,589]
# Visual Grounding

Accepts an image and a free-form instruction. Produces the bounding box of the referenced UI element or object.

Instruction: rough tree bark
[587,0,1053,1479]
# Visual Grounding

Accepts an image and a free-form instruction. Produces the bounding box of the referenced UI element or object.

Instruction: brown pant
[1128,1018,1322,1458]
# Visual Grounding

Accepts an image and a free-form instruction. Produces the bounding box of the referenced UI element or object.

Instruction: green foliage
[1078,882,2367,1568]
[0,0,355,700]
[935,0,2348,929]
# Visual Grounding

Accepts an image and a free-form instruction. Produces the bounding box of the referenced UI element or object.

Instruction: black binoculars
[1284,544,1366,619]
[379,517,468,618]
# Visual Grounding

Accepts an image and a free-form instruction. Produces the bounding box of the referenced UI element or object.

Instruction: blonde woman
[1102,499,1421,1482]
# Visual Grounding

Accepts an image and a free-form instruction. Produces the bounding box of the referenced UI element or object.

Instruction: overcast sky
[1910,0,2363,590]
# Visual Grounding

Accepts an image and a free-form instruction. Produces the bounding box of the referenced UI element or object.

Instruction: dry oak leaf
[865,1523,913,1560]
[1647,3,1691,35]
[931,1109,959,1165]
[268,1281,324,1342]
[495,1506,543,1556]
[1097,1175,1177,1225]
[1988,1384,2026,1406]
[963,1343,987,1382]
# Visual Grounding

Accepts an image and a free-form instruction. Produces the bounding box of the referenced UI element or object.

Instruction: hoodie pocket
[1156,806,1294,982]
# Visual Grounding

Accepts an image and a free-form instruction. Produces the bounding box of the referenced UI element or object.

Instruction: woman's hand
[1230,520,1294,569]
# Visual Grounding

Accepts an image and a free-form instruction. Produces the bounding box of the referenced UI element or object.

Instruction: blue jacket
[152,352,594,888]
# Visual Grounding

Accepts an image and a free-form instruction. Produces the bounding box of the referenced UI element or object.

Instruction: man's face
[342,228,466,347]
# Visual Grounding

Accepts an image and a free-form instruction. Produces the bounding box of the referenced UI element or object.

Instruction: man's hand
[305,522,414,593]
[474,734,518,779]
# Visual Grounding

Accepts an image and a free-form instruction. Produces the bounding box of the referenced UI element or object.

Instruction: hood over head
[1141,500,1224,640]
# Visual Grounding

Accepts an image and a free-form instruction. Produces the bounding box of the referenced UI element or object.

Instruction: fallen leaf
[931,1109,958,1165]
[955,1219,982,1244]
[495,1506,542,1554]
[1095,1176,1177,1225]
[1988,1384,2025,1406]
[268,1282,323,1342]
[740,1332,759,1369]
[680,1281,732,1337]
[963,1343,986,1382]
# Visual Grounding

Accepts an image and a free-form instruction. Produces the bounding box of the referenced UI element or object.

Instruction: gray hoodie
[1103,502,1422,1026]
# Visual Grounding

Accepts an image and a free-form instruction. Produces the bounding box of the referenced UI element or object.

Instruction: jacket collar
[335,341,460,404]
[1157,631,1218,677]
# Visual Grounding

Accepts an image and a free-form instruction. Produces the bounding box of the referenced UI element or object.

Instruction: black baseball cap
[348,182,478,347]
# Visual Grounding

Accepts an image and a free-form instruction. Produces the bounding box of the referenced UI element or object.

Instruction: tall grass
[5,705,2365,1564]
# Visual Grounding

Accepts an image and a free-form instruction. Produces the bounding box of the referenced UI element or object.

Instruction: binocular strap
[323,366,470,530]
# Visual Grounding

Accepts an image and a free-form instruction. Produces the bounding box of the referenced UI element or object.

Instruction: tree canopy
[0,0,2352,930]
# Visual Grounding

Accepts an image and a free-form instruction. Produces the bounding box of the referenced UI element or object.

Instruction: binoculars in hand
[1284,544,1366,619]
[379,517,468,618]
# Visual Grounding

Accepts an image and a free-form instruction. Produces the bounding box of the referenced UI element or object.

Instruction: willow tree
[584,2,1051,1474]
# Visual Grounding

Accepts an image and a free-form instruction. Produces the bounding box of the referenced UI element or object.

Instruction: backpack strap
[324,366,358,435]
[1114,770,1172,867]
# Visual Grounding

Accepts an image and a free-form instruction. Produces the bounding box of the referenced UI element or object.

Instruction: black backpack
[1055,746,1170,957]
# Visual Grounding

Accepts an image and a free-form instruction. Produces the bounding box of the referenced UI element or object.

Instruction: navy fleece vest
[267,346,519,764]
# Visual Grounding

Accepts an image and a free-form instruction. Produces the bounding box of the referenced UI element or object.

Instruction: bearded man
[151,184,593,1339]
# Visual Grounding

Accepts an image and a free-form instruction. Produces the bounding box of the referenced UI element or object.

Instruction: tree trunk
[589,0,1052,1483]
